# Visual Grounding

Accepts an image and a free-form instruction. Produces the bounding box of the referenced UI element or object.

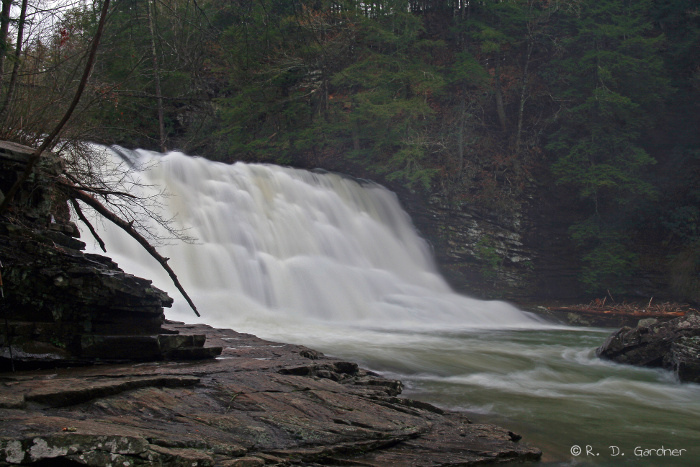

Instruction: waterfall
[81,146,543,337]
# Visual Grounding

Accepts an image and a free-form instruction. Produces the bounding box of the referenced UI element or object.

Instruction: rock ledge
[1,323,542,466]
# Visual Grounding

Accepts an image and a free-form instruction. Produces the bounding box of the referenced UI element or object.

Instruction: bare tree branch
[69,197,106,253]
[69,186,200,318]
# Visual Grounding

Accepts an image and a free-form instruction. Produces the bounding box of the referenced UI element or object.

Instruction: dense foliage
[0,0,698,297]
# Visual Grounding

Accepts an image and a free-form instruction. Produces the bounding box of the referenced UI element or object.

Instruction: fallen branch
[69,187,200,317]
[69,197,106,253]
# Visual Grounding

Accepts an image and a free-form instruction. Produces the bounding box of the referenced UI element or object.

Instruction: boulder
[668,336,700,383]
[596,312,700,382]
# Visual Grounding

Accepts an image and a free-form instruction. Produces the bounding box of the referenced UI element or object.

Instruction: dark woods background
[0,0,698,301]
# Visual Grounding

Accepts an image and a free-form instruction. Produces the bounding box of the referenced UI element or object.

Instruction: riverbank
[0,322,541,466]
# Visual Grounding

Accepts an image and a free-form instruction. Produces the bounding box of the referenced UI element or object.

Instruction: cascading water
[82,146,700,465]
[87,146,542,333]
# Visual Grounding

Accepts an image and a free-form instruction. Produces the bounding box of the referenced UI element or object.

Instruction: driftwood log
[548,298,695,320]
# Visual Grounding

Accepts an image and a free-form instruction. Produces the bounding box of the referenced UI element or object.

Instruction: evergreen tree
[545,0,671,292]
[321,2,446,189]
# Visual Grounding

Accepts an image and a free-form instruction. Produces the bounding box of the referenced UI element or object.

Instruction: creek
[82,146,700,465]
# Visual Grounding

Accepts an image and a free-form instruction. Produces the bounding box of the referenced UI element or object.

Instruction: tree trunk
[516,41,533,150]
[148,0,167,153]
[0,0,29,120]
[494,59,507,132]
[0,0,12,90]
[457,96,466,177]
[69,186,200,317]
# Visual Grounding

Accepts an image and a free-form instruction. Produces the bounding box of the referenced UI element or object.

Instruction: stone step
[164,346,223,360]
[80,335,161,360]
[79,334,219,361]
[157,334,206,351]
[2,327,219,368]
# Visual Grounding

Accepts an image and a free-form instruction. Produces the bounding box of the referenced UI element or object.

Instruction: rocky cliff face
[390,169,672,303]
[395,177,586,301]
[411,193,537,299]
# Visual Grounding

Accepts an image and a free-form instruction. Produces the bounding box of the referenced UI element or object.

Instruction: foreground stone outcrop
[0,216,223,368]
[1,141,221,369]
[0,322,541,466]
[596,312,700,383]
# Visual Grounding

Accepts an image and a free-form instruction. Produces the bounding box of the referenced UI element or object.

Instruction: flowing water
[80,146,700,465]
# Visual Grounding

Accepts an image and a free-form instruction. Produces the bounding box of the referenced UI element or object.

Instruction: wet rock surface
[596,312,700,383]
[0,322,541,466]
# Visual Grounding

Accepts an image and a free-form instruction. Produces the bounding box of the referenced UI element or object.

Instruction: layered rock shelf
[0,216,223,369]
[0,322,541,466]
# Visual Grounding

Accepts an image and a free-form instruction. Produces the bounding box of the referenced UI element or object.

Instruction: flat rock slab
[0,323,541,465]
[0,140,34,163]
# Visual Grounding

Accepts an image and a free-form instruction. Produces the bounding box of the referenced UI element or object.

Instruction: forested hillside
[0,0,698,301]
